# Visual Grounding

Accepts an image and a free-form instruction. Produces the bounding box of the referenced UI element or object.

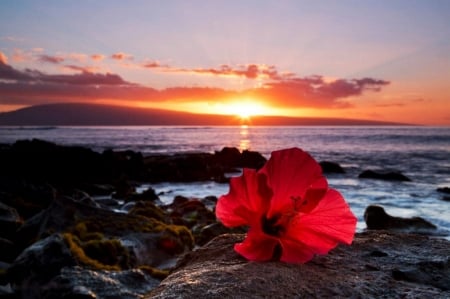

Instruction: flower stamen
[261,213,285,236]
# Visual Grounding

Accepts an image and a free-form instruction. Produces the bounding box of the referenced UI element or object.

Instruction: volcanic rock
[0,202,22,240]
[319,161,345,174]
[437,187,450,194]
[364,205,437,232]
[41,266,161,299]
[147,232,450,298]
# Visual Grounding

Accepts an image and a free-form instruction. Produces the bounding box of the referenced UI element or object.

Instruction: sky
[0,0,449,125]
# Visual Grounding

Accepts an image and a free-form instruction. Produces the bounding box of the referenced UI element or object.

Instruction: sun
[224,100,269,119]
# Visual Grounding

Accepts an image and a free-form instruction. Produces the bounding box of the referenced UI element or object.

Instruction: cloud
[0,51,7,64]
[91,54,105,61]
[1,62,127,86]
[63,65,101,73]
[0,58,158,104]
[161,63,290,80]
[257,76,390,108]
[0,36,25,43]
[38,54,65,64]
[142,61,165,68]
[0,55,390,110]
[111,52,133,61]
[0,56,33,81]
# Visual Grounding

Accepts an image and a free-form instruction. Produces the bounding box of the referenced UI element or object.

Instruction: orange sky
[0,1,449,125]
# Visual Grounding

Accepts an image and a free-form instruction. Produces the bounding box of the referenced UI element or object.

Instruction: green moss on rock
[128,201,168,223]
[63,233,131,271]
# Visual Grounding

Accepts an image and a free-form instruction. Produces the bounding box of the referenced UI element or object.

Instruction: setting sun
[222,100,269,119]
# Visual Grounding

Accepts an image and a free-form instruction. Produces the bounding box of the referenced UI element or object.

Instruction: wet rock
[214,147,241,168]
[0,237,17,263]
[167,197,216,228]
[194,222,247,247]
[144,147,266,183]
[41,266,161,299]
[7,234,77,297]
[7,232,161,299]
[147,231,450,298]
[319,161,345,174]
[0,202,22,240]
[392,259,450,291]
[0,139,150,195]
[127,187,159,202]
[437,186,450,195]
[358,170,411,181]
[128,201,169,223]
[214,147,266,170]
[364,205,437,232]
[0,181,56,220]
[240,150,266,169]
[145,153,221,182]
[112,177,136,199]
[14,196,194,266]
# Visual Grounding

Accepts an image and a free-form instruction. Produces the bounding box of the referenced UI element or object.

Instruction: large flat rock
[147,231,450,298]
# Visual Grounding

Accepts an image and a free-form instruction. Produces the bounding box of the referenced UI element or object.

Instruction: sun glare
[224,100,268,119]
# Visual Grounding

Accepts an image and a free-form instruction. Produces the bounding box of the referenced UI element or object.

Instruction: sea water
[1,126,449,237]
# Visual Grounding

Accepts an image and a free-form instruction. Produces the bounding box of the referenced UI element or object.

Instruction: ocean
[1,125,449,238]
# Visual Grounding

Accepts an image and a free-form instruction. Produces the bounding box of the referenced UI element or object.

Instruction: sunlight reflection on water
[239,125,250,151]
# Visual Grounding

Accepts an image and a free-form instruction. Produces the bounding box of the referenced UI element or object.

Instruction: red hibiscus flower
[216,148,357,263]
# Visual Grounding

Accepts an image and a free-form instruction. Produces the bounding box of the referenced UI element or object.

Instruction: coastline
[0,139,449,297]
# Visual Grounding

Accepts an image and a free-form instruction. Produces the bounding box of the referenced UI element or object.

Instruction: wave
[0,126,59,131]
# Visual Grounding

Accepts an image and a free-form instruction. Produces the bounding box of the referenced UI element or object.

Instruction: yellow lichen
[63,233,124,271]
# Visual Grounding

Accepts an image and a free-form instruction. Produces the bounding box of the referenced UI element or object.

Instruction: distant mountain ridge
[0,103,404,126]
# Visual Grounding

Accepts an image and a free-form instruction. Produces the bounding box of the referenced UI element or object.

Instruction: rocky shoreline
[0,139,448,298]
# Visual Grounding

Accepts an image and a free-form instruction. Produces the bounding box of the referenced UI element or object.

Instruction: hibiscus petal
[234,228,279,262]
[278,238,317,264]
[259,148,327,218]
[216,168,267,227]
[285,188,357,254]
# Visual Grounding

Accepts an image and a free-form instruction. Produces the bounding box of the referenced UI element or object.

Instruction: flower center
[261,213,285,236]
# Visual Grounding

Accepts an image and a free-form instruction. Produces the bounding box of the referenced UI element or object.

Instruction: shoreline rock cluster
[0,139,448,298]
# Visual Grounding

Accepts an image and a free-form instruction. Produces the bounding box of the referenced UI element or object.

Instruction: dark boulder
[437,187,450,194]
[214,147,266,170]
[0,182,56,220]
[319,161,345,174]
[214,147,241,168]
[0,139,150,193]
[41,266,161,299]
[364,205,437,232]
[0,237,17,263]
[147,232,450,298]
[359,170,411,182]
[7,233,161,299]
[0,202,22,240]
[126,187,159,203]
[144,153,221,182]
[240,150,266,169]
[7,234,77,298]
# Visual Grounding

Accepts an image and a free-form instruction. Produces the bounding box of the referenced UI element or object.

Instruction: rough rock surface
[41,266,161,299]
[147,232,450,298]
